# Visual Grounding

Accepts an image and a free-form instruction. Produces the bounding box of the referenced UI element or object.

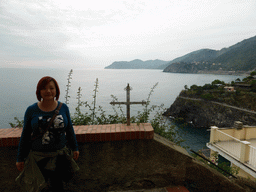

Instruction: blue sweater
[17,102,78,162]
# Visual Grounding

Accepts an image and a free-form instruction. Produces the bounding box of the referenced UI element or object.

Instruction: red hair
[36,76,60,101]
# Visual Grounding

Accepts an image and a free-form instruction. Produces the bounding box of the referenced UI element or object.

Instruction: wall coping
[0,123,154,147]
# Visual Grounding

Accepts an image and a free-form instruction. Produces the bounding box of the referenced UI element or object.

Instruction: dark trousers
[37,158,64,191]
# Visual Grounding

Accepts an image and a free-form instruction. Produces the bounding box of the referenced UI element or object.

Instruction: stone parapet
[0,123,154,147]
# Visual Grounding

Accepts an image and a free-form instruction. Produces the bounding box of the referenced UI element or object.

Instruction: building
[207,121,256,179]
[224,86,235,92]
[234,83,252,90]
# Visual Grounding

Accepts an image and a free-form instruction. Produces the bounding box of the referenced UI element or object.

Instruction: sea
[0,68,245,153]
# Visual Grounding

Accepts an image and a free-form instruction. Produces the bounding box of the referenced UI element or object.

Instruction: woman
[16,76,79,192]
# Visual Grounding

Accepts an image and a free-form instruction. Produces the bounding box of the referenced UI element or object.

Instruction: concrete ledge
[0,123,154,147]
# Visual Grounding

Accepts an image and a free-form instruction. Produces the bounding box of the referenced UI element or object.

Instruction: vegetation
[192,151,240,177]
[181,71,256,111]
[65,69,73,105]
[212,39,256,71]
[9,117,24,128]
[67,70,185,146]
[164,35,256,73]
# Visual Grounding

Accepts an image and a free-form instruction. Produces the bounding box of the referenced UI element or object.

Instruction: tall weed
[69,77,183,145]
[10,70,184,146]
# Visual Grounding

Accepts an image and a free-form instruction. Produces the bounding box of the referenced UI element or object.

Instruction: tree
[250,71,256,76]
[211,79,225,85]
[203,84,214,90]
[190,84,198,90]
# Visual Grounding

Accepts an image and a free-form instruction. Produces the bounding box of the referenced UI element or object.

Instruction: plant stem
[65,69,73,105]
[92,78,99,123]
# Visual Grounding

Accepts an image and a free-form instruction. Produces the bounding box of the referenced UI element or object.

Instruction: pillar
[240,141,250,163]
[210,126,218,143]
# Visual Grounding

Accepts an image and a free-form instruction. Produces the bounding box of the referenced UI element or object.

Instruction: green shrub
[200,93,214,100]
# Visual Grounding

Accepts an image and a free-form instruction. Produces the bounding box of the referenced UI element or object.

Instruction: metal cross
[110,83,146,126]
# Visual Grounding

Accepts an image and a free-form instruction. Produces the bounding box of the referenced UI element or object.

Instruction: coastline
[163,70,249,76]
[196,70,249,76]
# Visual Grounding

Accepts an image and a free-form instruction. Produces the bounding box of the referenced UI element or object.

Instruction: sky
[0,0,256,69]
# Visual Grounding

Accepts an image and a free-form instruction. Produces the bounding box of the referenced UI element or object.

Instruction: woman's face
[40,81,57,101]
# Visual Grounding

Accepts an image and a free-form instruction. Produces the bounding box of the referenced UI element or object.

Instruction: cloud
[0,0,82,66]
[0,0,256,68]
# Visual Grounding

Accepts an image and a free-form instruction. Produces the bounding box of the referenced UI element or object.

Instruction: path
[178,96,256,115]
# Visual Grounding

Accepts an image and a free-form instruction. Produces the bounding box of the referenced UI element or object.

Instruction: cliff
[164,96,256,128]
[163,62,204,73]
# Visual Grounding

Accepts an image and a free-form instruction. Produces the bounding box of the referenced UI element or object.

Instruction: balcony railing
[214,129,241,160]
[249,145,256,168]
[208,126,256,170]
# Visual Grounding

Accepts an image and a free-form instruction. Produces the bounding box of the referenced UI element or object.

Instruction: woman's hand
[16,162,25,172]
[73,151,79,161]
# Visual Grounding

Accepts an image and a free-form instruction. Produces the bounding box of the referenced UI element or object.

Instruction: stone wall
[1,130,253,191]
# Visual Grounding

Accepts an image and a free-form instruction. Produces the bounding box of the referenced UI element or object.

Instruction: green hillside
[211,37,256,71]
[164,35,256,73]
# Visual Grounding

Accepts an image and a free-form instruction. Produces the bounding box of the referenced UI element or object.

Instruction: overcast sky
[1,0,256,69]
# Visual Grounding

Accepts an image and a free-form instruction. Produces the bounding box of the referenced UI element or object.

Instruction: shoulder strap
[31,102,63,141]
[46,102,63,129]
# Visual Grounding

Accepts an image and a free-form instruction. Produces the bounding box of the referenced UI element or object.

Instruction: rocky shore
[164,96,256,128]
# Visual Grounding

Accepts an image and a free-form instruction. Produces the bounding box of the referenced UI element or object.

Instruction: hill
[211,36,256,71]
[105,59,169,69]
[164,35,256,73]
